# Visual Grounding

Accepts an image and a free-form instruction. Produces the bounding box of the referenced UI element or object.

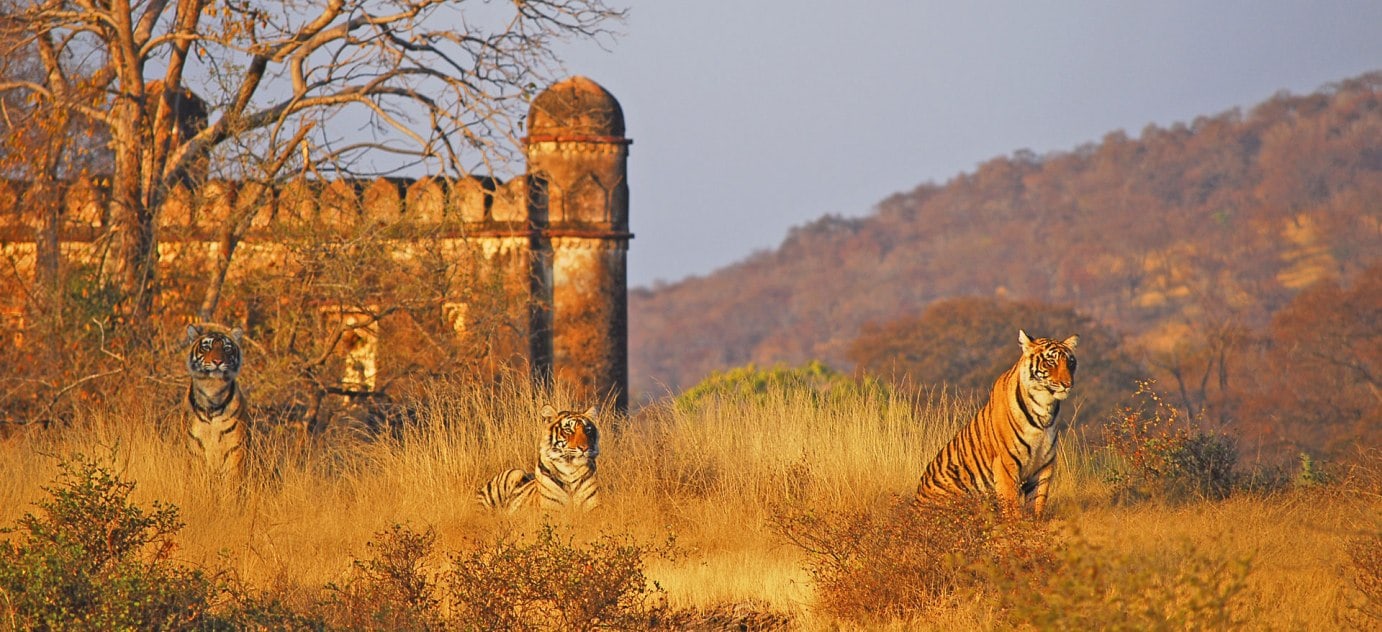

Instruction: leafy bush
[1102,381,1239,502]
[0,456,219,629]
[770,495,1057,624]
[0,456,317,630]
[984,537,1253,630]
[675,361,890,411]
[445,523,675,631]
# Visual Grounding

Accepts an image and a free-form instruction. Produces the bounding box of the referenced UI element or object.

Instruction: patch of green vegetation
[676,360,891,411]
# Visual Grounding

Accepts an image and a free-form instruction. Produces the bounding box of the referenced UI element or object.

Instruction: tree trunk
[28,181,62,327]
[108,97,157,330]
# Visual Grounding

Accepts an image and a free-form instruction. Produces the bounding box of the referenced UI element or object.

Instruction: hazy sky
[555,2,1382,288]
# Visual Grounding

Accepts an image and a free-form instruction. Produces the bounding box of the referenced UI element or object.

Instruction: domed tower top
[526,76,625,140]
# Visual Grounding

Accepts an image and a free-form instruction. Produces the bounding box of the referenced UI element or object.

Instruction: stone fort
[0,77,633,411]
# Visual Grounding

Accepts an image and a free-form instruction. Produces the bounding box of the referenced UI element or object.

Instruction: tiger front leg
[1026,459,1057,519]
[991,457,1024,517]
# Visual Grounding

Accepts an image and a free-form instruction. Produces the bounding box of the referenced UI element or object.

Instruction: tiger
[183,323,251,480]
[915,330,1078,518]
[477,405,601,513]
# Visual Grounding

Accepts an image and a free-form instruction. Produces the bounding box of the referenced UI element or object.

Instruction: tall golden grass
[1,378,1376,629]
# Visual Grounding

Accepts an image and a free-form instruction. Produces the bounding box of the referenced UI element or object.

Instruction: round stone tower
[524,77,631,412]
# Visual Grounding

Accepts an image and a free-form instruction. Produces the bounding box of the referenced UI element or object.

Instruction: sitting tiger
[183,323,251,480]
[915,330,1078,518]
[477,405,600,513]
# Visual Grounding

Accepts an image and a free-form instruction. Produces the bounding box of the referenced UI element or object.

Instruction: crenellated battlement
[0,174,542,242]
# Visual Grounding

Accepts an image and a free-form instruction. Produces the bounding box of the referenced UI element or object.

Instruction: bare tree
[0,0,623,329]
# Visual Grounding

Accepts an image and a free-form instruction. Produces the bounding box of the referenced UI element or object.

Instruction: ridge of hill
[630,72,1382,398]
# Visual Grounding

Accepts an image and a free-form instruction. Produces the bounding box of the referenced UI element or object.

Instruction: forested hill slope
[629,72,1382,398]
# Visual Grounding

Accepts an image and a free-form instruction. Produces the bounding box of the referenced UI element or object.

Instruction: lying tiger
[183,323,252,481]
[915,330,1078,518]
[478,405,601,513]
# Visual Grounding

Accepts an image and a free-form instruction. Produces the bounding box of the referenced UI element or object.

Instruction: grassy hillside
[630,72,1382,407]
[2,382,1376,629]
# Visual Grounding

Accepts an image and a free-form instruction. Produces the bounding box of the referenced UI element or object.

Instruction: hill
[630,72,1382,407]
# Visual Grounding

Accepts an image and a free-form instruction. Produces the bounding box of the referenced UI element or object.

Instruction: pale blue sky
[556,2,1382,287]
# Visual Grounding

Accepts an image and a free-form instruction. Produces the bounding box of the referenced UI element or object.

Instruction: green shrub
[1293,452,1334,488]
[0,456,222,630]
[770,495,1057,625]
[445,523,675,631]
[1102,381,1239,503]
[675,361,890,411]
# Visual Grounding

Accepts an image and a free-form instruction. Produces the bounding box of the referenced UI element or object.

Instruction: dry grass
[1,379,1376,630]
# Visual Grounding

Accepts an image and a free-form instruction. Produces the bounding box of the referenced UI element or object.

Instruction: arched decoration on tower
[566,173,610,225]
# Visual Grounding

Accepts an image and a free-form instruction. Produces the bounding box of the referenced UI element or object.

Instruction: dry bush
[322,524,444,631]
[1102,381,1238,503]
[985,537,1253,631]
[446,524,675,631]
[770,494,1058,625]
[1338,447,1382,629]
[320,520,678,631]
[1344,532,1382,629]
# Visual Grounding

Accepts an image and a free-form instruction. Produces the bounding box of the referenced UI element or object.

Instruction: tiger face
[1020,330,1079,401]
[186,324,243,381]
[540,405,599,460]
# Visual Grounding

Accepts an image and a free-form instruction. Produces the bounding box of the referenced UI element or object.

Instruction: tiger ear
[540,404,557,418]
[185,324,202,345]
[1063,334,1080,350]
[583,406,597,418]
[229,328,244,343]
[1018,329,1033,350]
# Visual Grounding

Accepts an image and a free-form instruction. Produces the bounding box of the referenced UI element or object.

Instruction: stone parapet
[0,175,531,242]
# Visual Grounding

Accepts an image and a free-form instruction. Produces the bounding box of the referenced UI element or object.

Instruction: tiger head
[186,324,244,381]
[1019,330,1079,401]
[539,404,600,462]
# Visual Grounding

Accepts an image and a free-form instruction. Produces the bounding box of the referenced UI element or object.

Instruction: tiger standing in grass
[183,323,251,481]
[477,405,600,513]
[915,330,1078,518]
